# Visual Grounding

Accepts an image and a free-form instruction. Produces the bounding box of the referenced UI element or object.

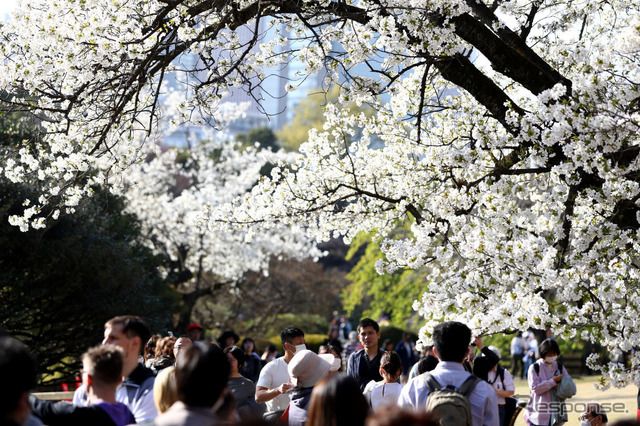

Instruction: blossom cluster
[120,138,322,289]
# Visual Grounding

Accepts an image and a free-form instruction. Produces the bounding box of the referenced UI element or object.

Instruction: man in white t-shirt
[255,327,306,421]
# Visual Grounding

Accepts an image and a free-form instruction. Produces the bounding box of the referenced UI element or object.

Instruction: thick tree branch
[434,53,524,130]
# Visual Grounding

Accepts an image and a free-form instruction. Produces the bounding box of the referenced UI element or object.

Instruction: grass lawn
[511,375,638,425]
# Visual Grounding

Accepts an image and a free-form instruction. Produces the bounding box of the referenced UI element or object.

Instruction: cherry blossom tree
[121,139,321,329]
[1,0,640,385]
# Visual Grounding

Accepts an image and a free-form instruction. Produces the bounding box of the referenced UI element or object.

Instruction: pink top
[524,359,570,426]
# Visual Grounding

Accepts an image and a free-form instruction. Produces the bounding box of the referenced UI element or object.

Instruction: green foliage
[258,333,327,354]
[379,326,418,345]
[236,126,279,151]
[481,334,514,362]
[252,313,329,338]
[0,183,176,384]
[234,126,280,177]
[302,334,329,353]
[277,86,372,151]
[0,93,41,147]
[342,230,424,329]
[555,333,587,355]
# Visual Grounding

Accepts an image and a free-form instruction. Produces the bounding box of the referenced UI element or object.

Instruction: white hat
[288,350,341,388]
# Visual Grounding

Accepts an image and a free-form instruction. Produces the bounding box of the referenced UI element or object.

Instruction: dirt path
[511,375,637,425]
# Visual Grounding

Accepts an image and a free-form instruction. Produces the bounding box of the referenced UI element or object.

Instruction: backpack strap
[423,373,443,393]
[533,361,563,377]
[497,366,505,388]
[423,373,479,397]
[458,374,481,397]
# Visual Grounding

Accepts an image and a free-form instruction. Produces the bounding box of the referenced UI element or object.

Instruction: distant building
[162,21,330,146]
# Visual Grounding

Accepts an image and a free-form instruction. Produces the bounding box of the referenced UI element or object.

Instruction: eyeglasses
[578,414,594,421]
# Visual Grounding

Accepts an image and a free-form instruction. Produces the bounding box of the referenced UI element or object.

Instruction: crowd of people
[1,315,639,426]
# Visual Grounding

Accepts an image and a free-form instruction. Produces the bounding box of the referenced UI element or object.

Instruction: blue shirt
[398,361,499,426]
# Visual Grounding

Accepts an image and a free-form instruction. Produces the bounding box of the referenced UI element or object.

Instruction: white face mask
[580,421,592,426]
[544,355,558,364]
[291,343,306,353]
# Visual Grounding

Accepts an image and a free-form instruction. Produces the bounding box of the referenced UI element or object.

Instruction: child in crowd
[362,351,403,411]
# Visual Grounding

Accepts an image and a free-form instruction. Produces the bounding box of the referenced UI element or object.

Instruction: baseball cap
[187,323,203,332]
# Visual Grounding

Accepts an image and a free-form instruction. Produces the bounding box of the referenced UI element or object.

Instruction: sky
[0,0,16,20]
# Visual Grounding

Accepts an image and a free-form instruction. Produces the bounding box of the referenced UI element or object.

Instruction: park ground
[512,376,637,425]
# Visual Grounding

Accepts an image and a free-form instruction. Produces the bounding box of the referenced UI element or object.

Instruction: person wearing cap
[186,324,203,346]
[256,327,305,421]
[217,331,240,349]
[522,332,537,379]
[287,349,341,426]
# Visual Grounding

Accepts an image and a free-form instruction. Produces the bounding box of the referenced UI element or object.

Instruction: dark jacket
[30,396,135,426]
[288,387,313,426]
[347,348,385,391]
[395,341,417,376]
[240,352,263,383]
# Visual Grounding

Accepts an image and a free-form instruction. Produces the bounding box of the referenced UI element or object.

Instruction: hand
[553,374,562,383]
[474,336,483,349]
[277,382,292,394]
